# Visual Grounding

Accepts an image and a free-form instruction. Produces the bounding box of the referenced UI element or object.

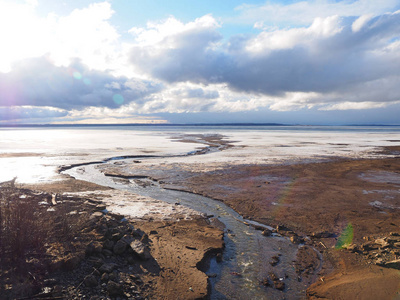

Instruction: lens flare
[113,94,124,105]
[335,223,354,249]
[83,78,91,85]
[73,71,82,80]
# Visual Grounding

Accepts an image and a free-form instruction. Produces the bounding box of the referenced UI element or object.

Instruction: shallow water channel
[64,158,309,299]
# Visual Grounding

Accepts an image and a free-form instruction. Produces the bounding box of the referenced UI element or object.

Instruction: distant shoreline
[1,123,400,128]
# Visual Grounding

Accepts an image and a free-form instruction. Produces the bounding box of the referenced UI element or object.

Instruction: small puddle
[359,171,400,185]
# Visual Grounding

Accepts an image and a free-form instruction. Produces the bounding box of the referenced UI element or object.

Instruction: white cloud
[319,101,399,110]
[0,1,121,73]
[234,0,399,28]
[352,14,374,32]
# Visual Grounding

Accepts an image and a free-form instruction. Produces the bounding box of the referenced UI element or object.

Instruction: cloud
[0,56,161,110]
[0,1,121,73]
[1,0,400,124]
[128,12,400,111]
[233,0,400,28]
[0,106,67,122]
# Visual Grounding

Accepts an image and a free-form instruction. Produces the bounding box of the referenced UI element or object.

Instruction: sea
[1,124,400,184]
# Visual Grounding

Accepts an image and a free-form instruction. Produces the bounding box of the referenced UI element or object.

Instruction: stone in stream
[262,229,272,236]
[269,255,280,266]
[290,235,303,244]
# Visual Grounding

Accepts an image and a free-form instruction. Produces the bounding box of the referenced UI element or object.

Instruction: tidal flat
[1,125,400,299]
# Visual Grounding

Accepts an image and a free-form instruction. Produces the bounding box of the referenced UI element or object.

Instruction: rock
[102,249,113,257]
[393,242,400,248]
[130,240,151,260]
[262,229,272,236]
[103,239,115,250]
[99,263,117,274]
[269,255,280,266]
[87,256,104,268]
[269,272,279,282]
[101,273,109,282]
[390,232,400,236]
[345,244,359,252]
[43,278,58,286]
[109,270,118,282]
[121,234,135,244]
[86,242,96,256]
[380,259,400,269]
[140,233,149,244]
[290,236,303,244]
[62,255,82,271]
[262,278,271,287]
[107,281,124,297]
[274,281,285,291]
[95,204,107,211]
[391,249,400,255]
[127,255,136,264]
[112,232,123,241]
[216,253,223,262]
[361,241,380,251]
[113,239,127,255]
[90,211,103,219]
[375,238,390,248]
[84,275,98,287]
[311,231,333,238]
[276,225,291,234]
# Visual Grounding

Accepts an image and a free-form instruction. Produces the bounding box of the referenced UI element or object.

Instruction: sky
[0,0,399,125]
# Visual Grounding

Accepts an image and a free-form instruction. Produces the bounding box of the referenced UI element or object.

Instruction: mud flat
[94,145,400,299]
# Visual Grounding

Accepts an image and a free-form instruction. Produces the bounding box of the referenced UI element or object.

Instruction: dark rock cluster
[345,232,400,269]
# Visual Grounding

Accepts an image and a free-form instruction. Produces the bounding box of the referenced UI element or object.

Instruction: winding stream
[64,156,310,299]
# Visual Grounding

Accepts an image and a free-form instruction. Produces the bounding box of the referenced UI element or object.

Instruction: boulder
[130,240,151,260]
[99,263,117,274]
[103,239,114,250]
[113,239,127,255]
[84,275,98,288]
[107,281,124,297]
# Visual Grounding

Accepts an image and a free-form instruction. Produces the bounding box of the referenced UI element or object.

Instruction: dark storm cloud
[129,12,400,99]
[0,57,161,109]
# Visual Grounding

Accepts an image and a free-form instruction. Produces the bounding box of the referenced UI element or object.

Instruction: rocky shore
[0,179,223,300]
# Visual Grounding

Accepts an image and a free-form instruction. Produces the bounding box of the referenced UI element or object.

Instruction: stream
[64,157,310,299]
